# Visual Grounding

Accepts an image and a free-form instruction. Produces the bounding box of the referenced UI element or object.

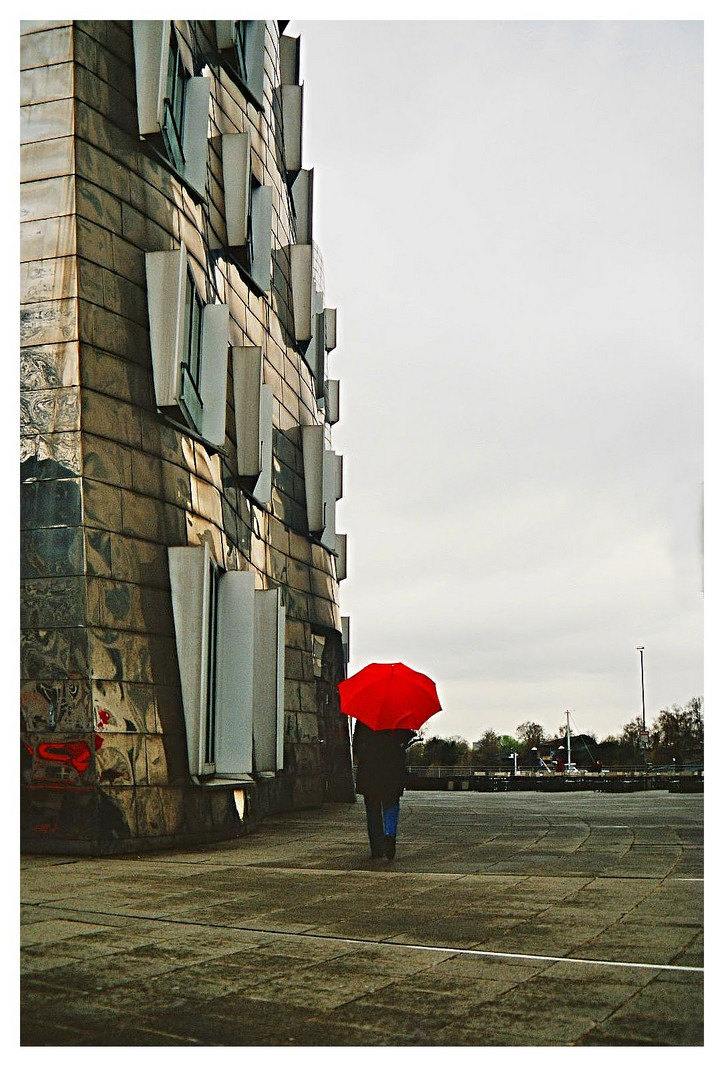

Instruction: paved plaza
[20,789,704,1046]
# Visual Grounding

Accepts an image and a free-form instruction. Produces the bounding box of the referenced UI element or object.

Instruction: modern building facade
[20,19,354,853]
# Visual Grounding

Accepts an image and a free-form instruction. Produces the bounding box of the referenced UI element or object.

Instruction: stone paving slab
[20,790,704,1046]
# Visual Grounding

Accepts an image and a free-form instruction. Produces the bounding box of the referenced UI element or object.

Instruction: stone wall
[20,20,353,853]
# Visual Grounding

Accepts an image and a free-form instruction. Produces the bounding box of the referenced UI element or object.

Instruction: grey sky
[291,18,703,744]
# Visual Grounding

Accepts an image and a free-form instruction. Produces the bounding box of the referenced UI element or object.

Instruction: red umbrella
[338,662,442,731]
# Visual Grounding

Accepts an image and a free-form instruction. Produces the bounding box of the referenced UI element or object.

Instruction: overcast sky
[288,16,704,745]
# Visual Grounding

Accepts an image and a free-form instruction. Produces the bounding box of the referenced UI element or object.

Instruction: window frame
[168,545,286,780]
[204,558,220,769]
[145,243,229,448]
[179,266,205,431]
[301,424,343,554]
[221,133,273,294]
[216,19,266,111]
[235,174,261,280]
[162,30,187,173]
[132,21,211,200]
[234,21,251,86]
[280,82,303,176]
[168,544,218,777]
[231,346,274,509]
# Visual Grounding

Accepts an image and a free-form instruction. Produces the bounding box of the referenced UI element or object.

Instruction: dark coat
[352,722,415,802]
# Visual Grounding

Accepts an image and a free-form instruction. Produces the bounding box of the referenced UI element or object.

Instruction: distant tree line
[407,697,703,770]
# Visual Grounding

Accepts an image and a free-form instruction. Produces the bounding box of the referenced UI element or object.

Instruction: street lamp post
[636,646,646,733]
[636,646,647,772]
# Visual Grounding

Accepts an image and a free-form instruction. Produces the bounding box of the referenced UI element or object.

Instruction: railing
[406,765,703,779]
[352,764,703,793]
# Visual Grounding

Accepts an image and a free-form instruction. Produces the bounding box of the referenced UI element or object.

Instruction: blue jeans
[363,795,400,855]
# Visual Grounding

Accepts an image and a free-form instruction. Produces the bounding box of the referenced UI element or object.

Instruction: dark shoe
[370,846,385,859]
[384,835,396,860]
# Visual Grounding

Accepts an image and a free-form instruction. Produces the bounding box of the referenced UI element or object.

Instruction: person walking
[352,721,416,860]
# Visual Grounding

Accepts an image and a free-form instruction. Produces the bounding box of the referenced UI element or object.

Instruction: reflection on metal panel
[199,303,229,447]
[279,34,301,86]
[302,423,325,532]
[222,133,252,247]
[253,384,274,507]
[145,246,185,407]
[281,83,303,173]
[324,307,337,351]
[132,20,171,134]
[312,242,325,293]
[341,616,350,667]
[168,543,214,777]
[290,243,313,341]
[324,379,340,424]
[291,168,313,244]
[335,533,347,581]
[320,449,340,551]
[182,76,211,195]
[250,185,272,292]
[253,588,285,773]
[215,570,255,776]
[232,346,263,475]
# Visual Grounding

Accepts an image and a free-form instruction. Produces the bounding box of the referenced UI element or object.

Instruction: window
[279,33,300,87]
[292,245,334,391]
[168,544,285,778]
[216,20,266,109]
[290,244,313,343]
[254,384,274,508]
[221,133,273,293]
[133,21,211,196]
[231,347,275,508]
[281,84,303,175]
[240,178,262,279]
[324,379,340,425]
[168,544,222,777]
[301,424,343,555]
[145,243,229,446]
[278,33,302,176]
[341,616,350,667]
[290,174,338,420]
[180,267,204,431]
[252,588,286,775]
[301,424,325,533]
[324,307,337,352]
[204,559,219,767]
[291,168,313,245]
[303,296,338,420]
[162,30,186,172]
[306,310,325,399]
[234,23,252,86]
[312,633,325,678]
[335,534,348,582]
[321,449,343,553]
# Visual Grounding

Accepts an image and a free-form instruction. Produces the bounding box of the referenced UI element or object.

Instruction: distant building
[20,19,354,853]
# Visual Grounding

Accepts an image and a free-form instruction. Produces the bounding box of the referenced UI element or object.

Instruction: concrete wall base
[20,773,301,855]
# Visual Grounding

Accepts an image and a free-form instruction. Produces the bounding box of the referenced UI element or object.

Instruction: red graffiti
[36,735,104,775]
[97,709,112,728]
